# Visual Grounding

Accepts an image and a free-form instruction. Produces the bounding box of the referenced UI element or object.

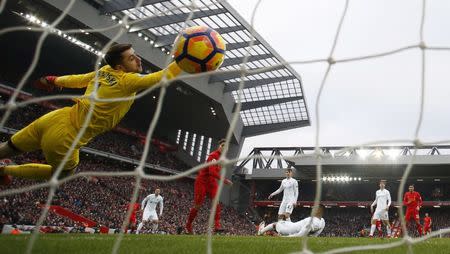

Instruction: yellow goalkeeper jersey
[54,64,179,145]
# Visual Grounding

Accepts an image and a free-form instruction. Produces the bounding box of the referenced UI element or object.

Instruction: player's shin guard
[214,203,222,230]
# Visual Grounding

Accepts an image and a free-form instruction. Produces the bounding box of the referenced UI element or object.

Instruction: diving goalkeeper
[0,44,181,182]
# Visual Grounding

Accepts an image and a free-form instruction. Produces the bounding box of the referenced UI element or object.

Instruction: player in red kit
[375,220,383,237]
[185,139,232,233]
[403,184,423,236]
[423,213,432,235]
[126,202,140,233]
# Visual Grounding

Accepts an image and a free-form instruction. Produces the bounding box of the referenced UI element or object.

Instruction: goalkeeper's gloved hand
[34,76,61,92]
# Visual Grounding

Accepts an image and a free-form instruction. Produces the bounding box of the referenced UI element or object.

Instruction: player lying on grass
[258,204,325,237]
[0,44,182,183]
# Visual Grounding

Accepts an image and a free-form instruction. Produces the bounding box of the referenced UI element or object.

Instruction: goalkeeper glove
[34,76,61,92]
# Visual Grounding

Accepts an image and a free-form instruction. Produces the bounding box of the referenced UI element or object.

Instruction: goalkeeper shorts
[11,107,80,170]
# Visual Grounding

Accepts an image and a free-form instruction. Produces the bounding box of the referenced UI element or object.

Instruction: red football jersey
[424,216,432,226]
[403,191,422,209]
[127,203,140,220]
[376,220,382,229]
[196,149,221,182]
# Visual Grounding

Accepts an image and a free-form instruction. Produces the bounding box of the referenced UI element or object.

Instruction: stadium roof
[99,0,310,129]
[238,145,450,182]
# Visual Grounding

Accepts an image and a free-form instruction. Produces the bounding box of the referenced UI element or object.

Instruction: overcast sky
[226,0,450,157]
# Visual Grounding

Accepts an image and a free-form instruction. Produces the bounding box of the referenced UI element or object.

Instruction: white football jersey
[142,194,164,214]
[372,189,391,210]
[276,217,325,237]
[279,178,298,203]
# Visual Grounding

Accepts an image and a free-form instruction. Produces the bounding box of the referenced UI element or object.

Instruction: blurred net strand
[0,0,449,253]
[112,0,202,252]
[204,0,264,253]
[303,0,350,253]
[395,1,428,253]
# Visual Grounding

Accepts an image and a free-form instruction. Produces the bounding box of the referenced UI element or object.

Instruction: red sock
[214,203,222,230]
[186,207,198,231]
[416,223,423,236]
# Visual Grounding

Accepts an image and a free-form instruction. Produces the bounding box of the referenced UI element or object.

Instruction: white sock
[386,226,391,236]
[152,223,158,233]
[261,223,275,234]
[136,222,144,234]
[285,217,291,222]
[369,224,376,236]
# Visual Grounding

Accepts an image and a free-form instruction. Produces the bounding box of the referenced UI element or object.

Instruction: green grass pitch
[1,234,449,254]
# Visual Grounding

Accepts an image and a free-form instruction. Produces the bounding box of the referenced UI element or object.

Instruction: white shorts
[278,201,294,215]
[143,210,158,221]
[275,221,298,235]
[372,209,389,221]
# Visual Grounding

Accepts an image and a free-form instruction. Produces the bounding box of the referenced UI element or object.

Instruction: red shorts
[129,216,136,224]
[194,177,218,205]
[423,225,431,232]
[405,209,419,221]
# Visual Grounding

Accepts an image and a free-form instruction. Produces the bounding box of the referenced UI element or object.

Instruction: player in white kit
[258,204,325,237]
[268,168,298,221]
[369,180,392,237]
[136,188,164,234]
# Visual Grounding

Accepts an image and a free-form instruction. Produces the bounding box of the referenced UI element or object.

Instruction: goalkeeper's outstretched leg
[0,107,80,183]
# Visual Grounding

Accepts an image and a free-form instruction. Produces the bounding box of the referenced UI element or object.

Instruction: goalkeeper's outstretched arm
[35,71,96,91]
[54,72,97,88]
[121,62,182,94]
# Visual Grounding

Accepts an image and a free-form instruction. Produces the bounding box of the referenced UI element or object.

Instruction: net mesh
[0,0,450,254]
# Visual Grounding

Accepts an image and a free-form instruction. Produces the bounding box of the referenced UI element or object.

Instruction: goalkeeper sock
[3,163,52,180]
[260,223,275,234]
[369,224,376,236]
[386,226,391,236]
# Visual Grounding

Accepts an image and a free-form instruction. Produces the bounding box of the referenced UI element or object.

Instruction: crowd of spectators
[0,134,255,235]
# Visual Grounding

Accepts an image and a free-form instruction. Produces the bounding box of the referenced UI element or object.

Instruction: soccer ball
[173,26,226,73]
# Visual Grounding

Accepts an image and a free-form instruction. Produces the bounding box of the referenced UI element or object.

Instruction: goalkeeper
[0,44,181,182]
